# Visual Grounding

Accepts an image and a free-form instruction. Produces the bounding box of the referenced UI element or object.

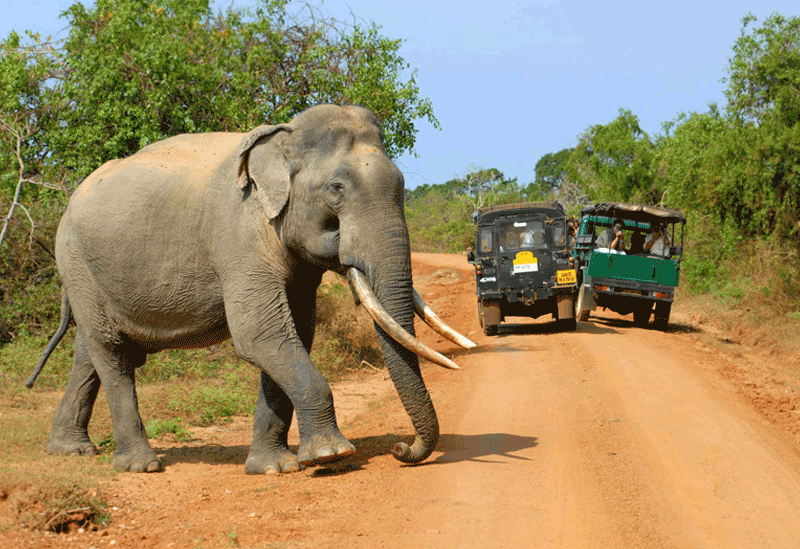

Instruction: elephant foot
[47,428,98,457]
[297,431,356,467]
[244,449,303,475]
[113,447,163,473]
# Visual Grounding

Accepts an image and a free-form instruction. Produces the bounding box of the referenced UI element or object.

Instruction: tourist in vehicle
[595,221,625,252]
[644,224,671,257]
[629,231,646,254]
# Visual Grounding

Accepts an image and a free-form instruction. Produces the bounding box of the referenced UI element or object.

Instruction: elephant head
[236,105,474,463]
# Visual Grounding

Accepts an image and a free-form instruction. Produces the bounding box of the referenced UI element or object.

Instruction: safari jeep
[574,202,685,329]
[467,202,578,335]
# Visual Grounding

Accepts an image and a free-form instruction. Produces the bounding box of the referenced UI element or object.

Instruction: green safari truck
[574,202,685,329]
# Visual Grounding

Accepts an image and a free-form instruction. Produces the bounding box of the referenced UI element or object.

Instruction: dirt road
[6,253,800,548]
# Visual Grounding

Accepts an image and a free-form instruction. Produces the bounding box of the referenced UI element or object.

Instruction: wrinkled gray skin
[45,105,437,473]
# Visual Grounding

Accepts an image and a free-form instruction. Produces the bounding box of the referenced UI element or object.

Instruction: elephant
[28,104,475,474]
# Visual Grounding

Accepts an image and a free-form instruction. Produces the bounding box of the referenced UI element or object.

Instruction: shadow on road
[576,319,620,335]
[155,431,540,476]
[315,431,539,474]
[588,315,699,334]
[495,321,570,336]
[158,443,249,467]
[431,432,538,465]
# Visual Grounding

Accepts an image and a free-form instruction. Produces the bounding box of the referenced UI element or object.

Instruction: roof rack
[579,202,685,224]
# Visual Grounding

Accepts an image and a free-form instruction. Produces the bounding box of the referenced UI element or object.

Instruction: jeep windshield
[498,220,547,251]
[494,219,567,252]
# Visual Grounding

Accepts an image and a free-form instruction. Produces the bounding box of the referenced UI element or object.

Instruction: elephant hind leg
[47,330,101,456]
[80,333,161,473]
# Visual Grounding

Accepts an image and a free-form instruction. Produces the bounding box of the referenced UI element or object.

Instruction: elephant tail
[25,292,72,389]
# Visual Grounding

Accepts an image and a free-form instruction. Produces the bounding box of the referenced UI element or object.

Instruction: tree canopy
[1,0,439,189]
[0,0,439,341]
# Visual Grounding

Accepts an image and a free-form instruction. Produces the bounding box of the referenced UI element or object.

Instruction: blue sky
[2,0,798,189]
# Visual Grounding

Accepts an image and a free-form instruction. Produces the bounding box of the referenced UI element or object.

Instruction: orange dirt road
[5,253,800,548]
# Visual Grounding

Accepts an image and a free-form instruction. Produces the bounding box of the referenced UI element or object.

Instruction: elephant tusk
[346,268,460,370]
[412,288,477,349]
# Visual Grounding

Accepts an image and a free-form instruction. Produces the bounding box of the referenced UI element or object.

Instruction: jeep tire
[481,299,501,336]
[576,286,591,322]
[633,303,653,327]
[654,301,672,330]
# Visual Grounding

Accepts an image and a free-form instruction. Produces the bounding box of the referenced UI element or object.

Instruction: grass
[6,475,111,533]
[146,417,193,442]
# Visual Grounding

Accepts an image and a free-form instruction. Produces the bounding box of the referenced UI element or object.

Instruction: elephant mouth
[346,268,475,370]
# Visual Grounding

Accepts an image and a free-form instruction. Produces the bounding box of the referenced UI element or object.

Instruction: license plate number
[557,269,576,285]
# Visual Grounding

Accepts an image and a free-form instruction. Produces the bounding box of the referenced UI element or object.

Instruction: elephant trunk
[363,227,439,463]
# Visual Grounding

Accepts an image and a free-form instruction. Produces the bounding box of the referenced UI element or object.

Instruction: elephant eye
[323,180,345,208]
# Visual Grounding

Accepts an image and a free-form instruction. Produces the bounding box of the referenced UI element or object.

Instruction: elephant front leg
[245,372,302,474]
[47,331,101,456]
[227,285,355,470]
[242,344,355,469]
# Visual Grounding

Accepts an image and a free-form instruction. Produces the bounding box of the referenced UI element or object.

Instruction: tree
[660,13,800,243]
[0,31,66,250]
[725,13,800,128]
[404,167,535,253]
[721,13,800,241]
[46,0,439,181]
[0,0,440,341]
[534,148,571,191]
[451,166,504,213]
[568,108,658,204]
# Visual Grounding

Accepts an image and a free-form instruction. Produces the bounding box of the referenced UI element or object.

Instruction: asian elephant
[28,104,475,474]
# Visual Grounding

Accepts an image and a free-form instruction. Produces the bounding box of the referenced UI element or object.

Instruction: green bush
[145,417,192,441]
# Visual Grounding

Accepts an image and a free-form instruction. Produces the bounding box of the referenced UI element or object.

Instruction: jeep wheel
[557,317,577,332]
[633,303,652,326]
[554,296,578,332]
[481,300,501,336]
[576,287,591,322]
[654,301,672,330]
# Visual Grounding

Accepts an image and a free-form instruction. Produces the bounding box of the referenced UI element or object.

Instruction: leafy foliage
[51,0,438,181]
[0,0,438,346]
[558,13,800,310]
[568,108,660,204]
[405,167,552,253]
[534,148,571,192]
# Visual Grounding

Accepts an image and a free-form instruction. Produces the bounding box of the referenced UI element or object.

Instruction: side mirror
[467,251,475,263]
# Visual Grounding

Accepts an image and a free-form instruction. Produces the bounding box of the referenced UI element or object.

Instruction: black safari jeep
[467,202,578,335]
[574,202,686,329]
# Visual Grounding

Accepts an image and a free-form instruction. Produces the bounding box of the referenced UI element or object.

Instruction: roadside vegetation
[407,13,800,322]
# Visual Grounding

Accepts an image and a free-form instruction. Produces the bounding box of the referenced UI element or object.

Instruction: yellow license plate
[557,269,577,285]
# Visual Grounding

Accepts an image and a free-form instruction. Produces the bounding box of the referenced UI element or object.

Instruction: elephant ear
[237,124,293,220]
